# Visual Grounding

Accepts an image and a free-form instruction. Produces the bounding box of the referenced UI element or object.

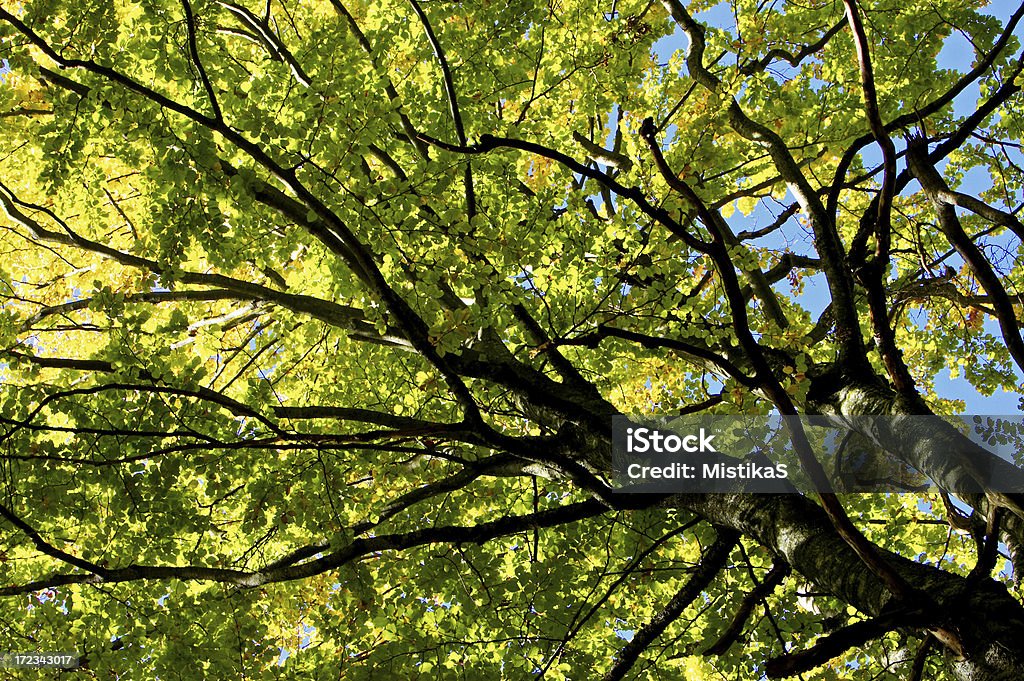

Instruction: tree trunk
[675,491,1024,680]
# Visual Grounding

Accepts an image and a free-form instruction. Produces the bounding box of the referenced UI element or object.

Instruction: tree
[0,0,1023,677]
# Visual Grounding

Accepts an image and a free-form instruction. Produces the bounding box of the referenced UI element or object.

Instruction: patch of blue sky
[276,623,317,665]
[652,1,737,68]
[417,595,455,611]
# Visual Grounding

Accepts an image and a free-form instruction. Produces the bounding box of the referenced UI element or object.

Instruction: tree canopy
[1,0,1024,678]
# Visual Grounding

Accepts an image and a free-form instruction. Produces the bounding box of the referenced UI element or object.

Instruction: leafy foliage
[0,0,1023,678]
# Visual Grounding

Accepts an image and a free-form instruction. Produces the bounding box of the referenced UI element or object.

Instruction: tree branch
[327,0,428,159]
[216,0,312,86]
[739,20,845,75]
[828,0,1024,219]
[601,528,739,681]
[0,499,608,596]
[843,0,918,397]
[908,136,1024,375]
[559,324,758,388]
[659,0,863,360]
[703,560,790,656]
[405,0,476,216]
[181,0,223,120]
[414,130,710,254]
[765,605,934,678]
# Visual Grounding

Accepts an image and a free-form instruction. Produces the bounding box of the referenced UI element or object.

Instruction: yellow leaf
[737,195,759,216]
